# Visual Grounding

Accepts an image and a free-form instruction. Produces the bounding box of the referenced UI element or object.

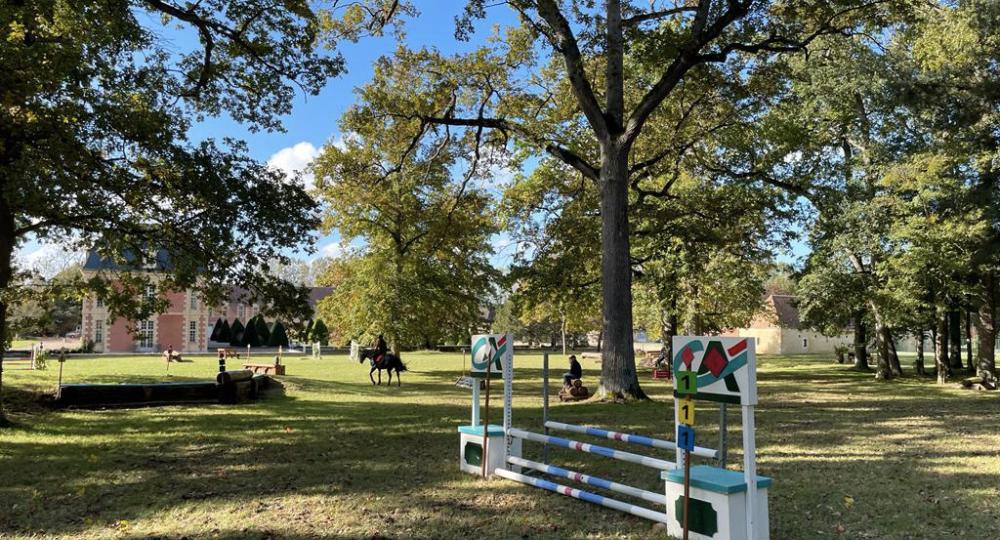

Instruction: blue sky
[17,3,804,274]
[18,3,520,273]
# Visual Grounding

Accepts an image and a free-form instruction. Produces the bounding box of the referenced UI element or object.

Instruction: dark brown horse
[359,348,408,386]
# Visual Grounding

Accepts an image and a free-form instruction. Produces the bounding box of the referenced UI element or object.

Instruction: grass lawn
[2,351,999,539]
[9,339,38,350]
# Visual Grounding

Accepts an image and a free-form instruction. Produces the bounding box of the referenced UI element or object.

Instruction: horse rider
[372,334,388,366]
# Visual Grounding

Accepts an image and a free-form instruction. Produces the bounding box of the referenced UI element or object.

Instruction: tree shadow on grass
[2,355,1000,539]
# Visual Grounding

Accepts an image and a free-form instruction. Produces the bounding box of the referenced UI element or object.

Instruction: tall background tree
[350,0,903,399]
[0,0,405,422]
[312,83,500,352]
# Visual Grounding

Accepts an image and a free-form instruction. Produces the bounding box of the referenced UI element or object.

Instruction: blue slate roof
[82,249,173,272]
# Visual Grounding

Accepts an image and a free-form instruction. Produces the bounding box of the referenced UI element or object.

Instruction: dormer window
[142,248,160,270]
[144,284,156,301]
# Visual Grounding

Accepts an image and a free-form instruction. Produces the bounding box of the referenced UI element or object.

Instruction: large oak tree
[0,0,404,422]
[353,0,901,398]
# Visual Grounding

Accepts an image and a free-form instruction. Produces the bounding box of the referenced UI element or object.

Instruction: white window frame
[94,320,104,343]
[95,297,103,308]
[144,284,156,302]
[189,292,198,310]
[188,321,197,343]
[137,320,155,350]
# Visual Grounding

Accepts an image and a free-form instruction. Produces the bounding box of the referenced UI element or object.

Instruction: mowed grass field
[2,351,999,539]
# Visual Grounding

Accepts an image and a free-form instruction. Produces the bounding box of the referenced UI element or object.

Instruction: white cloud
[319,242,345,258]
[267,141,320,191]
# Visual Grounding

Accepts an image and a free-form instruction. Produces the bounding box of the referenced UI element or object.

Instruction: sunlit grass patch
[1,351,998,539]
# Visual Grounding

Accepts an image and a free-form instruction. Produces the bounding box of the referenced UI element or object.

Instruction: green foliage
[0,2,409,399]
[269,322,289,348]
[217,319,231,343]
[209,318,224,342]
[7,265,83,337]
[310,319,329,346]
[255,316,271,347]
[229,319,245,347]
[312,87,500,349]
[32,350,46,371]
[242,316,261,347]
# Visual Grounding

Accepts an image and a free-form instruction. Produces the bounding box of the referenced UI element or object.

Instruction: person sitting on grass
[563,354,582,386]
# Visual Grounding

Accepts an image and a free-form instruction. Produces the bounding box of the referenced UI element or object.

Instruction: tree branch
[622,1,748,148]
[534,0,610,140]
[622,6,698,27]
[412,113,600,182]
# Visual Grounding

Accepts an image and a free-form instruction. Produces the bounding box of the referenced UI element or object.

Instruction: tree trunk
[871,306,892,380]
[948,308,962,369]
[597,147,645,399]
[935,311,950,384]
[853,311,870,371]
[965,308,973,372]
[0,194,14,424]
[390,245,403,356]
[915,331,925,376]
[661,304,678,366]
[560,313,567,357]
[888,331,902,376]
[940,314,949,372]
[976,272,997,379]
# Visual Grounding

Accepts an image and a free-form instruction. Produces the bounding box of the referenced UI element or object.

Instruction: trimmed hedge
[255,315,271,346]
[311,319,329,346]
[269,321,289,348]
[229,318,245,347]
[210,318,224,341]
[243,316,260,347]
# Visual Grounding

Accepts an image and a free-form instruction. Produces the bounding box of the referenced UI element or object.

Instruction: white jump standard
[457,336,772,539]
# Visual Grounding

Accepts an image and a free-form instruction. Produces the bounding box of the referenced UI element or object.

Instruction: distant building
[723,294,853,355]
[80,250,332,353]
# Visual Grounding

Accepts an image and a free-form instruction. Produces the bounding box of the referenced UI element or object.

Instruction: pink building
[81,250,332,353]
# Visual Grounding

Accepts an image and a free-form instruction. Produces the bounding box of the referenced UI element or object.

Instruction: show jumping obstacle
[458,335,771,540]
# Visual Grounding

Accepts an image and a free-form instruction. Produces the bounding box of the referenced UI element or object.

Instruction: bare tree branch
[534,0,610,140]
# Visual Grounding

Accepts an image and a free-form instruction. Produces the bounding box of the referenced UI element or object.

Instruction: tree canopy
[0,0,406,418]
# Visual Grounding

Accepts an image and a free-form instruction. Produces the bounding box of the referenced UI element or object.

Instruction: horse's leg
[369,367,376,385]
[387,369,393,385]
[396,367,401,386]
[377,369,382,385]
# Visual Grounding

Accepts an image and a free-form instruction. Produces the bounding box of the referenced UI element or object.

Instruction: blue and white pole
[495,468,669,523]
[507,428,675,470]
[544,420,718,459]
[508,456,664,506]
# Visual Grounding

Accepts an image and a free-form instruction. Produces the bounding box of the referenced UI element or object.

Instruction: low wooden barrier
[243,363,285,375]
[55,370,277,408]
[56,381,218,407]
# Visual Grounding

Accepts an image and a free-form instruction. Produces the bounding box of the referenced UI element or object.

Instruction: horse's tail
[396,357,408,372]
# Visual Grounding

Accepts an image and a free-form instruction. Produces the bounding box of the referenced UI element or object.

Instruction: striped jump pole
[544,420,718,460]
[495,468,668,524]
[508,456,664,506]
[507,428,675,470]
